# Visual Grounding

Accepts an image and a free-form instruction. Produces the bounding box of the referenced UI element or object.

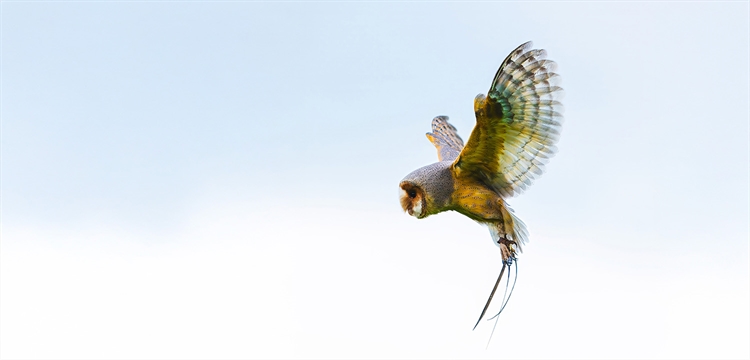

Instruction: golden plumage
[398,41,563,332]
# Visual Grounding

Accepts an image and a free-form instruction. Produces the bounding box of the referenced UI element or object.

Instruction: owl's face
[399,181,427,219]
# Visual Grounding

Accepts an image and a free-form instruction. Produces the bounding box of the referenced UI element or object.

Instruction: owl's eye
[408,190,417,198]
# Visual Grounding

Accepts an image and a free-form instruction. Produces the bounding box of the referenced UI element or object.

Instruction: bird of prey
[398,41,563,334]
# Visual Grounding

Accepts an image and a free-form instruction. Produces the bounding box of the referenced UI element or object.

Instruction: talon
[496,235,518,264]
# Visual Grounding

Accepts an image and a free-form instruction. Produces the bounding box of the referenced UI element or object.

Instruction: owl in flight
[399,42,563,331]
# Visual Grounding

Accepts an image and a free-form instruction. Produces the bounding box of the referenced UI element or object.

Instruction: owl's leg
[496,199,527,260]
[497,236,517,262]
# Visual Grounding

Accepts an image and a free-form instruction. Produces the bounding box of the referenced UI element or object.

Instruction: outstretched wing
[453,42,563,197]
[426,116,464,162]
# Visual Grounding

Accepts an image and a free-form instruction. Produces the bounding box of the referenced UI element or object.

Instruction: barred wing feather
[454,42,563,197]
[426,116,465,162]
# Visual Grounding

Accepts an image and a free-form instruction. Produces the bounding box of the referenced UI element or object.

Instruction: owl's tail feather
[498,203,528,261]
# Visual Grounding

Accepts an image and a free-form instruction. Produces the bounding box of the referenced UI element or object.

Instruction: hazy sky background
[2,2,748,359]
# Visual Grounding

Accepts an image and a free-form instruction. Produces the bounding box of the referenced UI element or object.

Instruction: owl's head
[399,161,454,219]
[399,181,427,219]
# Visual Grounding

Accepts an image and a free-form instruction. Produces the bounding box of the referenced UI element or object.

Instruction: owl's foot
[497,236,516,263]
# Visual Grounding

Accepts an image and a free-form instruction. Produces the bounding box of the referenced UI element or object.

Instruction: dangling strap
[473,262,507,331]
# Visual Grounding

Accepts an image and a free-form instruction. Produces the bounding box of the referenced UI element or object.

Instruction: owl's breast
[451,177,504,222]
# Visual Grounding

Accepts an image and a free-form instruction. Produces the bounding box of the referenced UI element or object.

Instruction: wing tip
[518,41,533,52]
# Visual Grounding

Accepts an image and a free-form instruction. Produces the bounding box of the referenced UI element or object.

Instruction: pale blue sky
[2,2,748,359]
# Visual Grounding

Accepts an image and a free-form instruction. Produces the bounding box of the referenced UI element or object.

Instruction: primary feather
[453,41,564,197]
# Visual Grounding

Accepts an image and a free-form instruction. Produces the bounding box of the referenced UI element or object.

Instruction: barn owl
[399,42,563,331]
